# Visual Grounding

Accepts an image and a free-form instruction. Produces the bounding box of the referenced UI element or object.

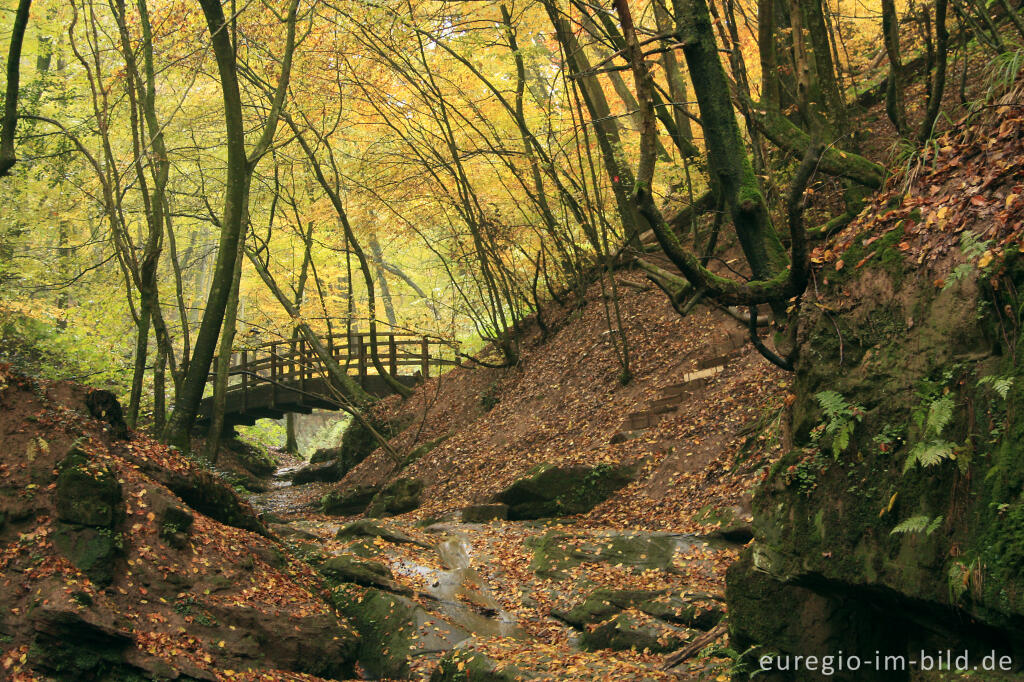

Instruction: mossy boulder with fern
[728,238,1024,664]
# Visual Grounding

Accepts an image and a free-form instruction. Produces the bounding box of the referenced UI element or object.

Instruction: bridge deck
[197,332,455,429]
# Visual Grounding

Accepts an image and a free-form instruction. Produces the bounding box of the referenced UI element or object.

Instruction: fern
[816,390,862,459]
[978,375,1013,399]
[905,395,957,472]
[925,396,954,434]
[891,514,944,536]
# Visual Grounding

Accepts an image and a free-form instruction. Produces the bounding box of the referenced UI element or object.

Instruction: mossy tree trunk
[671,0,788,284]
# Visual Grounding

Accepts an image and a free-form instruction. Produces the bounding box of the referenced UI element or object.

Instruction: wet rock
[292,459,345,485]
[332,586,469,678]
[367,477,423,517]
[55,446,122,527]
[461,503,509,523]
[336,518,427,547]
[320,555,411,594]
[494,463,634,519]
[321,483,380,515]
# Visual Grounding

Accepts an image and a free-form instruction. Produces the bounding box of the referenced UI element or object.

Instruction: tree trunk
[162,0,248,448]
[674,0,788,283]
[0,0,32,176]
[881,0,908,135]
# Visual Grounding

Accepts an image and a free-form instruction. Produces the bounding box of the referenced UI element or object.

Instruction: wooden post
[241,350,248,412]
[299,338,307,401]
[421,336,430,378]
[357,334,367,386]
[271,343,278,405]
[388,334,398,376]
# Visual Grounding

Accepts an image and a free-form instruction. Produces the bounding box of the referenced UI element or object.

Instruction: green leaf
[890,515,930,535]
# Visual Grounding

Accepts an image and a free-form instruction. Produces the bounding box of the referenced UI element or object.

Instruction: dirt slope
[337,270,786,534]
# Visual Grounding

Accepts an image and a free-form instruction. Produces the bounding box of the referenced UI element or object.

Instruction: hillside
[0,366,366,680]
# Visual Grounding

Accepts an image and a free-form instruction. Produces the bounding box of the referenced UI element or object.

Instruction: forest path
[249,461,741,679]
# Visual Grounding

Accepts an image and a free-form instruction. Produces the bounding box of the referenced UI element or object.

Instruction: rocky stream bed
[249,458,741,680]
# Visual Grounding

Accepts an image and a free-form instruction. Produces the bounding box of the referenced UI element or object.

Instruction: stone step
[695,351,739,371]
[624,411,663,431]
[650,395,684,413]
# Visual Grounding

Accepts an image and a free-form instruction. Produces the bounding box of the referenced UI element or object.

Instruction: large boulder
[332,586,469,678]
[321,483,380,515]
[494,463,634,519]
[726,241,1024,669]
[292,459,345,485]
[366,477,423,517]
[53,446,124,584]
[529,530,678,578]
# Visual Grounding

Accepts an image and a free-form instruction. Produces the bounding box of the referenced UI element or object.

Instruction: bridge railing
[209,331,457,399]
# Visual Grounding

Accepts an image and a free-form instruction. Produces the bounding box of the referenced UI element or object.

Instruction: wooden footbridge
[197,332,455,430]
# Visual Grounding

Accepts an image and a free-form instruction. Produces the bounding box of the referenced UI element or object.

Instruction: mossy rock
[321,484,380,515]
[551,588,659,628]
[52,523,121,585]
[55,447,122,527]
[319,555,410,594]
[494,463,635,519]
[638,591,724,630]
[580,611,692,653]
[430,647,523,681]
[292,460,346,485]
[221,439,278,477]
[554,587,724,634]
[335,518,424,546]
[729,257,1024,664]
[165,470,266,536]
[461,503,509,523]
[529,531,677,578]
[311,413,405,467]
[366,477,423,517]
[332,586,468,678]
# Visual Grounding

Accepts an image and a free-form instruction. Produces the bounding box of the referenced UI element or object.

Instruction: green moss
[55,447,122,527]
[832,224,906,284]
[366,478,423,517]
[495,463,635,520]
